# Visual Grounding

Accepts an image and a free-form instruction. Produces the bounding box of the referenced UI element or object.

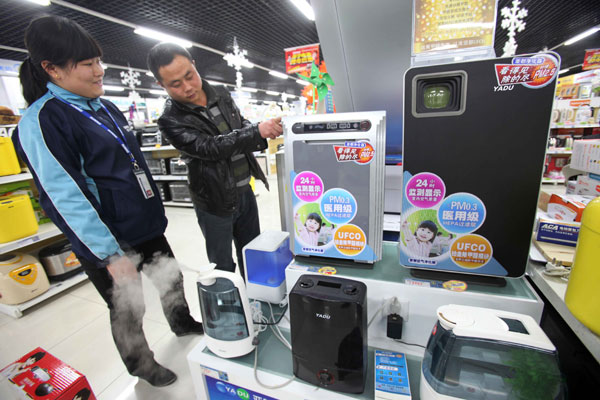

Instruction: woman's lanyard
[52,94,155,199]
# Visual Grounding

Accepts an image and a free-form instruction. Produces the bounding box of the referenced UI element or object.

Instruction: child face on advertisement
[305,218,320,233]
[416,227,435,243]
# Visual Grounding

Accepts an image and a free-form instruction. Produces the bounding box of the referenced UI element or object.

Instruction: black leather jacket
[158,80,268,216]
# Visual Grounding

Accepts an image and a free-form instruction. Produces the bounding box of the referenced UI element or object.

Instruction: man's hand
[258,116,283,140]
[107,255,139,285]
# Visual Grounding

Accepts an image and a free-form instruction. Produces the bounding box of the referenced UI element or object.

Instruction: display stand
[188,328,422,400]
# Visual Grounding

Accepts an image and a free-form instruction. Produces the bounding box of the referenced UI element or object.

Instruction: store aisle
[0,174,282,400]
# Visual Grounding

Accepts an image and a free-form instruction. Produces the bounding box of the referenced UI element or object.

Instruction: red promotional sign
[494,53,559,89]
[583,49,600,70]
[333,142,374,165]
[285,43,320,75]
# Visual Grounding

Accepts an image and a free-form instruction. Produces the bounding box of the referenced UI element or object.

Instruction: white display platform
[285,242,545,349]
[187,329,422,400]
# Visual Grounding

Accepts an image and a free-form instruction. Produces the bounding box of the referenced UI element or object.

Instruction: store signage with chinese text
[285,43,320,75]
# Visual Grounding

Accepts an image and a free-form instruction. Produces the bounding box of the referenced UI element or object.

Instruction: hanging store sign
[582,49,600,70]
[412,0,497,55]
[285,43,320,75]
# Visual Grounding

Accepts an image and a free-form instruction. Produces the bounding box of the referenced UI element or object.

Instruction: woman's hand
[107,255,138,285]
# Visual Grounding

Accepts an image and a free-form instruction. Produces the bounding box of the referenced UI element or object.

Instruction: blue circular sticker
[320,188,357,225]
[438,193,486,234]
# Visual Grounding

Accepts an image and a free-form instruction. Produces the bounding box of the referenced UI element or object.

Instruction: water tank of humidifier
[420,304,566,400]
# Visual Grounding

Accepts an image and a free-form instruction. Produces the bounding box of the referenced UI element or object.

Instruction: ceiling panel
[0,0,598,100]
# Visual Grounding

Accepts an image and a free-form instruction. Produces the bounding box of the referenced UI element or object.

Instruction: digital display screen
[292,120,371,133]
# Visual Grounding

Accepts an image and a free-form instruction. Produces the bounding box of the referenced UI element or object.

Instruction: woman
[13,15,203,387]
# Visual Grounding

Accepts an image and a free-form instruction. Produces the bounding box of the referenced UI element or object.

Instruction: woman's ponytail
[19,57,49,106]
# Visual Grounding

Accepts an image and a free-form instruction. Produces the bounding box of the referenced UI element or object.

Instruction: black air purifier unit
[289,274,367,394]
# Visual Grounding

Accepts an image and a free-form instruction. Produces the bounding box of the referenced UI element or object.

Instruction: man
[147,43,283,279]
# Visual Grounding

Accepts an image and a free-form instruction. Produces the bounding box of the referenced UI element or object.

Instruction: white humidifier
[196,264,256,358]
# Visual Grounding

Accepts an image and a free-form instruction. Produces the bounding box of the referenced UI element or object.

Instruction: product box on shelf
[571,139,600,174]
[168,182,192,203]
[546,193,593,222]
[573,174,600,196]
[0,347,95,400]
[536,216,580,247]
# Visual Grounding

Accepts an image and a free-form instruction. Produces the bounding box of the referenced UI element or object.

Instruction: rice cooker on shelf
[0,253,50,305]
[38,240,83,281]
[420,304,566,400]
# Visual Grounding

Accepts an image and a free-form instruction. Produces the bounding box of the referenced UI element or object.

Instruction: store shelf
[0,222,63,255]
[546,150,572,155]
[0,271,88,318]
[551,123,600,129]
[162,201,194,208]
[542,177,566,184]
[151,174,187,181]
[141,145,176,152]
[0,171,32,185]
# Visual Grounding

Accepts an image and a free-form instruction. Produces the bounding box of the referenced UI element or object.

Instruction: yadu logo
[316,313,331,320]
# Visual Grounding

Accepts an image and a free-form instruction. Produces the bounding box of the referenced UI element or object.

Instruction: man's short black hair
[147,42,193,82]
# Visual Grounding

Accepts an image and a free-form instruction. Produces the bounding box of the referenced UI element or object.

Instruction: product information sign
[412,0,497,56]
[400,53,560,278]
[204,375,278,400]
[284,43,320,75]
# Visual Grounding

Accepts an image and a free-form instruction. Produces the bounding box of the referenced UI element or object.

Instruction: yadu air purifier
[289,274,367,394]
[242,230,293,304]
[420,304,566,400]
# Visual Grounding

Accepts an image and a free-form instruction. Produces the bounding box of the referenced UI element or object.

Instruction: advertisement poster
[412,0,497,55]
[285,43,320,75]
[582,48,600,70]
[204,375,279,400]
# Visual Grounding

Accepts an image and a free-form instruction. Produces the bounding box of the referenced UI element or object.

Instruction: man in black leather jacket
[147,43,283,279]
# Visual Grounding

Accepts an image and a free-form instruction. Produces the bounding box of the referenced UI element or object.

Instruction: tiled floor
[0,178,566,399]
[0,174,283,400]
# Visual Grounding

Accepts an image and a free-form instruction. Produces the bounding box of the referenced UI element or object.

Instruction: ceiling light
[559,68,571,75]
[266,91,280,96]
[564,26,600,46]
[134,27,192,48]
[103,85,125,92]
[296,79,310,86]
[149,89,167,95]
[290,0,315,21]
[207,80,225,86]
[25,0,50,5]
[241,87,258,92]
[269,70,289,79]
[146,71,155,77]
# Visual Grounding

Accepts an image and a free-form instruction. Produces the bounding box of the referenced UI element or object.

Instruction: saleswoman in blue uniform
[13,15,203,387]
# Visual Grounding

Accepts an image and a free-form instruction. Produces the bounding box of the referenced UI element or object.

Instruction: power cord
[542,258,571,282]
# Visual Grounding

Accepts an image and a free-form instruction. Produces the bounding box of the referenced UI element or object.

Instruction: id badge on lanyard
[134,166,155,199]
[55,95,155,199]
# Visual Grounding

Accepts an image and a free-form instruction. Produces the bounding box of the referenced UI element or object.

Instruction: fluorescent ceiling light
[103,85,125,92]
[559,68,571,75]
[296,79,310,86]
[146,71,155,77]
[241,87,258,92]
[564,26,600,46]
[26,0,50,5]
[269,70,289,79]
[266,90,280,96]
[207,80,225,86]
[149,89,167,95]
[134,27,192,48]
[290,0,315,21]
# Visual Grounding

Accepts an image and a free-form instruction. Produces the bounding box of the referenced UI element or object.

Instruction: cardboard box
[536,216,580,247]
[574,174,600,196]
[546,193,593,222]
[0,347,95,400]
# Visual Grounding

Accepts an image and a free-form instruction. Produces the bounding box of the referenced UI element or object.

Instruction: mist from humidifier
[108,252,187,372]
[424,85,450,109]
